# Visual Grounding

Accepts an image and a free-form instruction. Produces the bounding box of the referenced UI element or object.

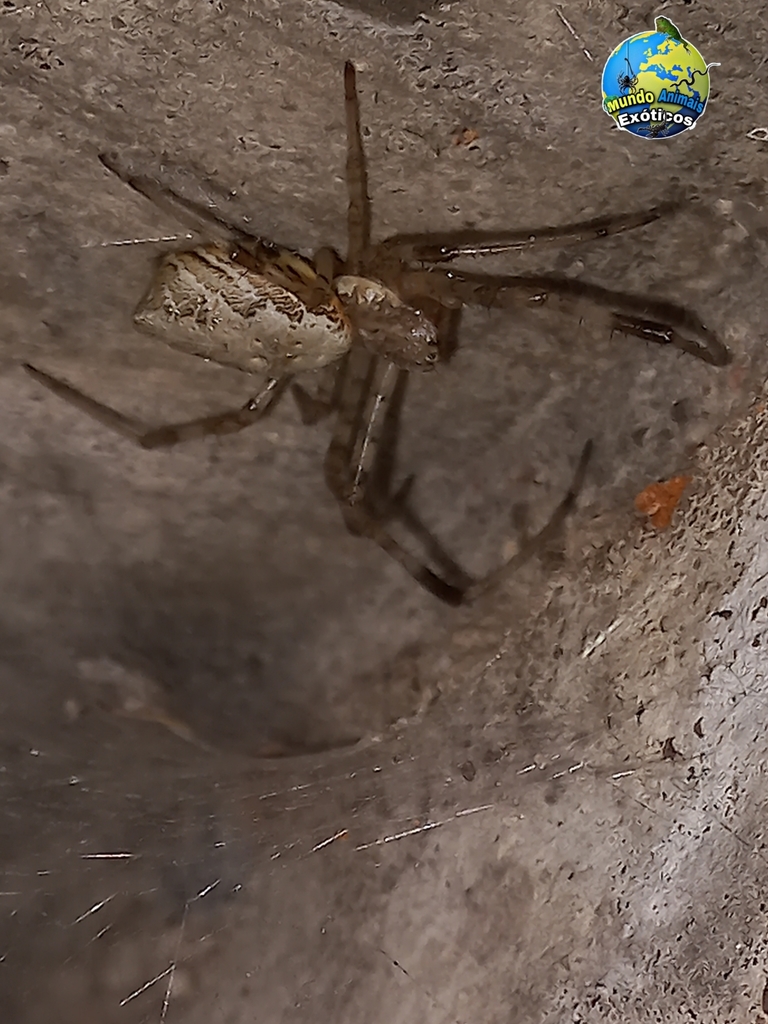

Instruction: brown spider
[24,62,729,606]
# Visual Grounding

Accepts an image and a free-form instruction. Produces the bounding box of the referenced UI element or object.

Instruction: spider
[24,62,730,606]
[617,56,638,95]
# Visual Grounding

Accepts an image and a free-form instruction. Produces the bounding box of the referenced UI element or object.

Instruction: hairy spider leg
[398,268,730,367]
[289,63,372,425]
[343,61,371,273]
[361,369,475,590]
[372,201,684,265]
[98,153,254,245]
[294,358,471,589]
[22,364,288,448]
[323,347,465,603]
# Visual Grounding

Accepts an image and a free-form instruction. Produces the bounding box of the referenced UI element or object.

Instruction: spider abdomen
[134,243,352,375]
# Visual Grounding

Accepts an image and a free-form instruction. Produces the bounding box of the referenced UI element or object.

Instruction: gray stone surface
[2,0,768,1021]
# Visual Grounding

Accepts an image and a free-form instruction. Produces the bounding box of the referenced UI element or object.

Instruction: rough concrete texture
[2,0,768,1020]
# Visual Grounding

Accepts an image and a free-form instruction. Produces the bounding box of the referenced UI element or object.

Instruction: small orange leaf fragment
[634,474,692,529]
[452,127,480,147]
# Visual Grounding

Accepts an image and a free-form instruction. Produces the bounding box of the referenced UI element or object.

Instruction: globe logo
[601,18,718,139]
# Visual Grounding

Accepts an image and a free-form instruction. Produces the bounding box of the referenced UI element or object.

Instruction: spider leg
[23,364,288,448]
[326,349,403,506]
[99,152,258,245]
[359,368,474,589]
[374,201,682,264]
[387,487,475,591]
[461,440,592,602]
[325,347,467,604]
[343,61,372,273]
[398,268,730,366]
[313,246,345,287]
[304,355,469,586]
[291,363,343,425]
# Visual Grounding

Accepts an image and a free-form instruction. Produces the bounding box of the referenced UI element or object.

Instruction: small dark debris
[481,746,506,765]
[671,399,689,425]
[631,426,649,447]
[662,737,682,761]
[712,609,733,619]
[459,760,476,782]
[693,718,704,739]
[761,978,768,1014]
[635,701,646,724]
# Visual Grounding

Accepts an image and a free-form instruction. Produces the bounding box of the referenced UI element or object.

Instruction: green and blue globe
[602,28,713,139]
